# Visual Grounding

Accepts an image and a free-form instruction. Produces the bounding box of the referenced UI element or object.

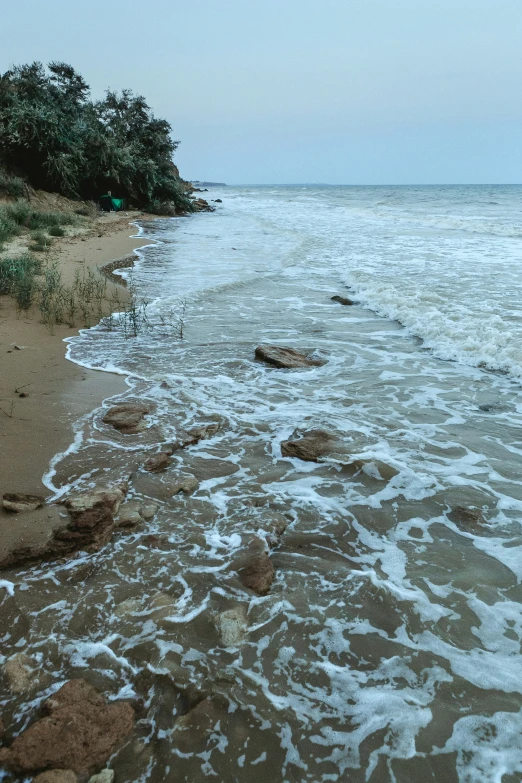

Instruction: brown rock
[7,679,134,776]
[64,490,124,532]
[2,494,45,513]
[4,653,40,694]
[102,403,150,434]
[331,295,353,306]
[281,429,336,462]
[165,476,199,496]
[172,699,221,753]
[232,538,275,595]
[143,452,171,472]
[253,513,288,548]
[0,489,125,570]
[448,506,487,528]
[141,535,169,549]
[115,502,143,529]
[186,422,221,442]
[255,345,325,369]
[140,503,158,521]
[0,716,4,738]
[32,770,78,783]
[191,198,215,212]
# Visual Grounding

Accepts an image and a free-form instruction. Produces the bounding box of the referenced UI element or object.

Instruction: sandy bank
[0,212,154,563]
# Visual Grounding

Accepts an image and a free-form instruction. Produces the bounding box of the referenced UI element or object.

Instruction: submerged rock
[32,771,78,783]
[165,476,199,496]
[3,653,41,694]
[88,771,115,783]
[281,428,337,462]
[192,198,215,212]
[2,493,45,513]
[255,344,325,369]
[253,512,289,548]
[143,452,171,473]
[218,606,248,647]
[448,506,487,528]
[232,537,275,595]
[3,679,134,776]
[102,403,150,434]
[171,699,222,753]
[331,295,354,306]
[140,503,159,521]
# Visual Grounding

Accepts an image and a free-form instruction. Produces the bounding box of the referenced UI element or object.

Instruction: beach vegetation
[0,171,26,198]
[0,62,192,214]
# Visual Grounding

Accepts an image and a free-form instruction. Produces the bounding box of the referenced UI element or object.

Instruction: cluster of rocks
[191,198,215,212]
[0,487,126,569]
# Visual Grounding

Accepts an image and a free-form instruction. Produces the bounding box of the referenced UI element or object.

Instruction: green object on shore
[100,195,125,212]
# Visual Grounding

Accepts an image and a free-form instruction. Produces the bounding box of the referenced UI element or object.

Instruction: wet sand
[0,213,152,561]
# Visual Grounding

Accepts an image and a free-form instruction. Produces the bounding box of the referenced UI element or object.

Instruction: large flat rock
[255,345,325,369]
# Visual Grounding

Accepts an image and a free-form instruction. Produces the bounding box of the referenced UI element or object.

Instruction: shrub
[0,255,41,311]
[0,62,192,212]
[0,172,26,198]
[48,225,65,236]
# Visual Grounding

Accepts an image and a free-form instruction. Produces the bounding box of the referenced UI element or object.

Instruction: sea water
[3,185,522,782]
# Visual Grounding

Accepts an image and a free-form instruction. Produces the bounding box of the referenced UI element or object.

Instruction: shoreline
[0,212,155,563]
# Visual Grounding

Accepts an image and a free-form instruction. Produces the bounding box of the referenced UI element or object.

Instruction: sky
[2,0,521,184]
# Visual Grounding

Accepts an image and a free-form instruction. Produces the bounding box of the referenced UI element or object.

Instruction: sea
[3,184,522,782]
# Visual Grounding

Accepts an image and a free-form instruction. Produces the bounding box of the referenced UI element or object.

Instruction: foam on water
[3,185,522,782]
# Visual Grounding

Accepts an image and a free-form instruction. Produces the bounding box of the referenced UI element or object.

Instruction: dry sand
[0,212,155,562]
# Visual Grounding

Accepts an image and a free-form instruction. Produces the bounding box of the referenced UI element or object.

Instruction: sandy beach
[0,212,152,560]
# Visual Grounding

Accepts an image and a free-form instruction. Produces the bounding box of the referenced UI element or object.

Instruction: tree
[0,61,192,212]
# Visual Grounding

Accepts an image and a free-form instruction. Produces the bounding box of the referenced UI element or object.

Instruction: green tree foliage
[0,61,192,212]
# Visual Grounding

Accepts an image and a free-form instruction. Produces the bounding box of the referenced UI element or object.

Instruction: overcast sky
[2,0,521,184]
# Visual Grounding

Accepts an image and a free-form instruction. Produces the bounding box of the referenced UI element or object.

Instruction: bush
[0,62,192,212]
[0,255,41,311]
[0,172,26,198]
[48,225,65,236]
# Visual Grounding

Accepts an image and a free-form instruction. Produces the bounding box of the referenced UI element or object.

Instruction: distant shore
[0,212,153,562]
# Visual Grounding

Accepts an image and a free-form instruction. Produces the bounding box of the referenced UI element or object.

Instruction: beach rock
[165,476,199,496]
[32,771,78,783]
[2,493,45,513]
[0,717,4,738]
[115,507,142,529]
[218,606,248,647]
[140,503,159,521]
[143,452,171,473]
[114,598,141,619]
[232,537,275,595]
[140,534,169,549]
[172,699,222,753]
[64,489,124,536]
[192,198,215,212]
[187,422,221,442]
[103,403,150,434]
[4,679,134,776]
[88,771,114,783]
[213,199,222,203]
[347,459,400,481]
[255,345,325,369]
[331,295,353,306]
[253,512,289,548]
[448,506,487,528]
[3,653,40,694]
[281,429,337,462]
[1,488,126,570]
